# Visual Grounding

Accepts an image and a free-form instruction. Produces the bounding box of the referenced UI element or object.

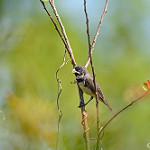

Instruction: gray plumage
[72,66,112,111]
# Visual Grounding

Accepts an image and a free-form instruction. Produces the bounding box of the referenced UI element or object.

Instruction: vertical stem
[78,86,90,150]
[89,54,100,149]
[96,101,100,133]
[83,0,91,50]
[89,51,100,131]
[55,50,67,150]
[96,91,150,150]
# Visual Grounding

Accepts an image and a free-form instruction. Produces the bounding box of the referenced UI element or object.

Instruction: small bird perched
[72,66,112,111]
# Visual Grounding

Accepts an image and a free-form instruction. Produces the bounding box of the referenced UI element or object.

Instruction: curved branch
[96,90,150,150]
[55,50,69,150]
[40,1,68,50]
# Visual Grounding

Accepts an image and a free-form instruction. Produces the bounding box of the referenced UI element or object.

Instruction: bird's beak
[72,68,76,74]
[72,68,79,74]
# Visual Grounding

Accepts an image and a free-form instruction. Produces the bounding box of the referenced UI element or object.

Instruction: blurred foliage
[5,95,57,149]
[0,0,150,150]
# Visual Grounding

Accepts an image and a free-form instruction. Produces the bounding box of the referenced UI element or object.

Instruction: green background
[0,0,150,150]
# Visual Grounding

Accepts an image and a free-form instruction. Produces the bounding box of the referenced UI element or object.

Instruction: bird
[72,66,112,111]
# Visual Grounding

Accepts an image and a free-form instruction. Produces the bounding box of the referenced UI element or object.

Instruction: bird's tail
[97,88,112,111]
[98,95,112,111]
[103,99,112,111]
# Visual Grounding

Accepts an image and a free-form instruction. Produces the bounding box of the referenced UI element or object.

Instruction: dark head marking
[72,66,87,76]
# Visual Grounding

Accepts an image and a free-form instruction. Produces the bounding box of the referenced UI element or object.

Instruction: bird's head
[72,66,87,77]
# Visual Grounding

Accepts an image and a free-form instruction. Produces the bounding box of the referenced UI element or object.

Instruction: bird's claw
[78,104,86,108]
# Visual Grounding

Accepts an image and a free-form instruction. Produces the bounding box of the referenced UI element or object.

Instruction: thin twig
[85,0,110,68]
[96,90,150,150]
[83,0,91,50]
[89,44,100,139]
[55,50,69,150]
[83,4,100,143]
[83,0,100,144]
[49,0,76,67]
[40,0,76,66]
[40,0,68,50]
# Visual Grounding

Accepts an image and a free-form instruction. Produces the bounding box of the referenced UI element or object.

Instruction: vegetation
[0,0,150,150]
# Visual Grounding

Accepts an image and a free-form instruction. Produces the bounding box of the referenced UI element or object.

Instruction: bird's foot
[78,104,86,108]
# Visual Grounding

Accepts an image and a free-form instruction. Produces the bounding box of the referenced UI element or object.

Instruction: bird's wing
[85,75,112,111]
[84,74,104,99]
[97,84,112,111]
[84,75,95,93]
[97,84,105,100]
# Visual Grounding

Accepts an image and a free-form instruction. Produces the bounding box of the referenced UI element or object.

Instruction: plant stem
[78,86,91,150]
[96,91,150,150]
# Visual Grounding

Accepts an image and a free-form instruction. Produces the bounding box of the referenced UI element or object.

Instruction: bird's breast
[78,82,95,97]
